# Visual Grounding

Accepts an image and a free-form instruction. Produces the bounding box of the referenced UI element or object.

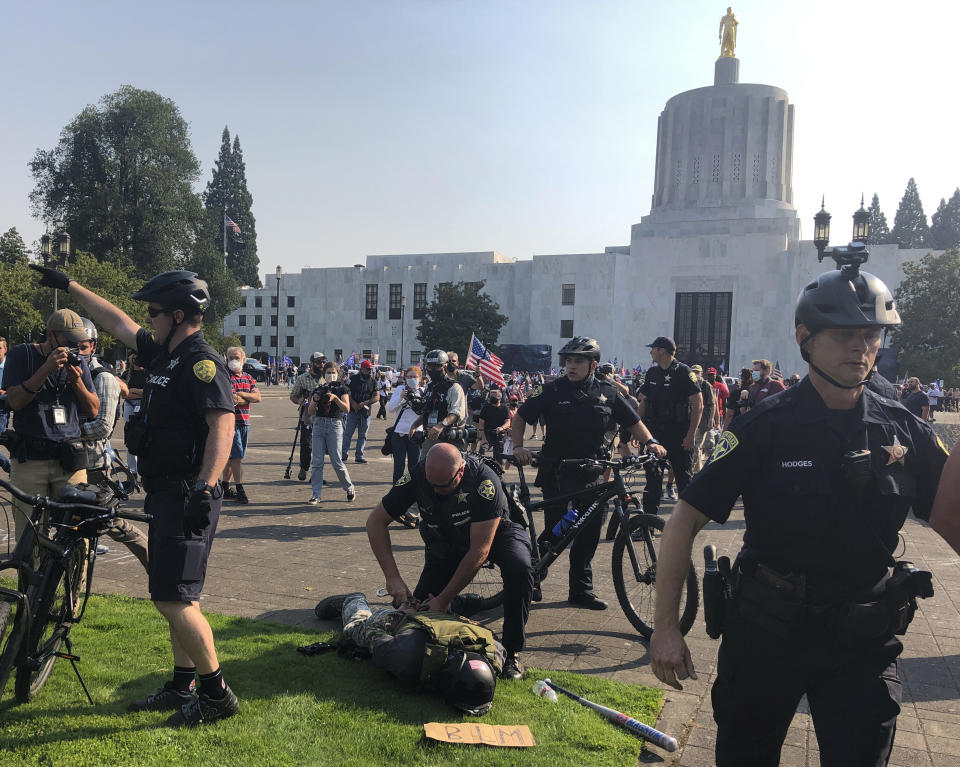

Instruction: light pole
[399,295,406,370]
[274,265,282,384]
[813,195,871,268]
[40,232,71,311]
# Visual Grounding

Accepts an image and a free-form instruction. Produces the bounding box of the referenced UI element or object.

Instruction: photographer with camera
[2,309,99,541]
[408,350,467,453]
[289,352,326,481]
[386,365,424,483]
[306,360,356,504]
[341,359,379,464]
[477,389,510,461]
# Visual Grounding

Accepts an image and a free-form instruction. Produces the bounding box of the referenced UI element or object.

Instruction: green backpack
[399,611,502,679]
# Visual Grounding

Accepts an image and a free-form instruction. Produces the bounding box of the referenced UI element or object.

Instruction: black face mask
[428,368,445,383]
[360,372,370,379]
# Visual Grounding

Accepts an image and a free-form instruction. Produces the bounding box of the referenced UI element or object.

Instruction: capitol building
[222,49,932,376]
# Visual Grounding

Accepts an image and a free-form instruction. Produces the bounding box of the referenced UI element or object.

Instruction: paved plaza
[77,390,960,765]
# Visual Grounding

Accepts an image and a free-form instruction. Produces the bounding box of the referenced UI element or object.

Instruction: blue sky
[3,1,957,277]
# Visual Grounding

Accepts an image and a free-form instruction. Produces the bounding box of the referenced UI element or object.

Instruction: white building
[223,55,933,376]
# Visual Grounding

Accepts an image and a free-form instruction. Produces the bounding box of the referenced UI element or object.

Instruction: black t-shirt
[518,375,639,460]
[312,383,348,418]
[382,454,508,556]
[2,343,96,441]
[126,369,147,390]
[904,391,928,418]
[639,360,701,428]
[478,403,509,432]
[681,377,949,601]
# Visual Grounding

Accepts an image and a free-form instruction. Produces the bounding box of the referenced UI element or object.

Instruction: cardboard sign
[423,722,535,747]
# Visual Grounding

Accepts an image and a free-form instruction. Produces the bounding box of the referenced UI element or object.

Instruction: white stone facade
[222,59,934,377]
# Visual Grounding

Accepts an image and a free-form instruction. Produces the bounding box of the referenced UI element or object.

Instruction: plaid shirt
[231,372,258,425]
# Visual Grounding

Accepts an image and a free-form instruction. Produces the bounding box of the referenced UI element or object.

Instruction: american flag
[224,214,241,234]
[772,360,783,381]
[465,334,505,388]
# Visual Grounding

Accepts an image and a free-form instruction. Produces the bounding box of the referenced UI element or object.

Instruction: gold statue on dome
[719,7,738,58]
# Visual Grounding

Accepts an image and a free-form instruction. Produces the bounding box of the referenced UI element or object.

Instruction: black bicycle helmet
[558,336,601,363]
[424,349,449,367]
[795,268,900,333]
[431,650,496,716]
[131,270,211,314]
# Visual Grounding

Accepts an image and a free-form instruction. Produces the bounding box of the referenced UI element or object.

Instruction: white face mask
[227,359,243,372]
[406,377,419,389]
[324,373,337,383]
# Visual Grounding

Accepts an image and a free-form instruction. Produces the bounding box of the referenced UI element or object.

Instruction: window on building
[270,315,277,326]
[254,335,262,347]
[560,319,574,338]
[365,284,378,320]
[334,348,343,361]
[254,315,263,326]
[361,349,372,359]
[271,295,278,308]
[464,281,482,294]
[239,335,246,346]
[241,296,247,307]
[286,336,294,348]
[389,284,402,320]
[287,295,295,308]
[255,296,262,308]
[561,284,576,305]
[439,282,452,292]
[413,283,428,319]
[410,350,421,365]
[238,315,246,326]
[286,315,295,327]
[674,292,733,371]
[270,335,277,347]
[386,350,396,365]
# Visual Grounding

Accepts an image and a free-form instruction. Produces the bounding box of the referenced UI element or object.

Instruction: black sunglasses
[146,307,172,318]
[429,463,464,490]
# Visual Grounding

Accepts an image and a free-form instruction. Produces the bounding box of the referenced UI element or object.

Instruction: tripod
[283,404,308,479]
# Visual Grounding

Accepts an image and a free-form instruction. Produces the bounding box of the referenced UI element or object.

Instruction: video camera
[405,390,426,415]
[410,425,478,446]
[311,384,333,400]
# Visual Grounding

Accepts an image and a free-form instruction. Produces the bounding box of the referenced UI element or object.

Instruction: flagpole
[466,333,475,370]
[222,207,228,266]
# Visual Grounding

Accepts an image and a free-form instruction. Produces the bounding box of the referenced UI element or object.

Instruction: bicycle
[0,476,151,704]
[493,452,699,639]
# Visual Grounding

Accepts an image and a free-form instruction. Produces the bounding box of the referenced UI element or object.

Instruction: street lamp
[40,232,71,311]
[399,295,406,369]
[274,265,282,384]
[813,196,870,271]
[852,194,870,244]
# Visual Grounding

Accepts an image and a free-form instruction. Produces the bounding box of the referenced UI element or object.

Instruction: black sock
[236,483,244,492]
[172,666,196,693]
[222,481,230,491]
[198,667,227,698]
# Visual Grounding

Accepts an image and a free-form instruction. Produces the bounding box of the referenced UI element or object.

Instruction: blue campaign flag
[346,353,355,368]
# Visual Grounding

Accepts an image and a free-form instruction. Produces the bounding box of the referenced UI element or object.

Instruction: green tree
[183,217,242,343]
[890,178,930,249]
[203,127,260,287]
[891,248,960,386]
[29,85,203,275]
[416,281,508,357]
[0,262,45,343]
[929,188,960,250]
[0,227,30,266]
[865,194,892,245]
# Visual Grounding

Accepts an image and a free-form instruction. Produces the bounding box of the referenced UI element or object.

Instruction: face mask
[324,373,337,383]
[428,368,445,383]
[227,359,243,373]
[751,370,762,382]
[360,371,370,378]
[406,377,419,389]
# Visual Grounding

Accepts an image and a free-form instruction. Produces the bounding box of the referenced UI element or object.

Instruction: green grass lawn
[0,593,663,767]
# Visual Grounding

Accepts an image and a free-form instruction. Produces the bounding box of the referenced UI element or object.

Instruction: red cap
[706,367,717,374]
[360,360,373,369]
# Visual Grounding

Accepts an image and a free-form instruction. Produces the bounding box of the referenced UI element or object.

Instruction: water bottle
[550,508,580,540]
[531,679,558,702]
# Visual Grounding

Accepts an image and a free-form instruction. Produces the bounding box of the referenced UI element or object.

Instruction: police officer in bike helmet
[511,337,666,611]
[408,349,467,452]
[30,264,239,726]
[650,250,954,766]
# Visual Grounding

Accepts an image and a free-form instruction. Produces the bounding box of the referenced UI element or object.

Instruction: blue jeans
[390,430,421,483]
[341,412,370,460]
[312,418,354,499]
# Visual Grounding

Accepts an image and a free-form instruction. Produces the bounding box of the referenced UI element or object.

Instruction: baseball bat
[543,679,678,752]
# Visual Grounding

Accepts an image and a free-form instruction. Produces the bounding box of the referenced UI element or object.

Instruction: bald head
[425,444,465,495]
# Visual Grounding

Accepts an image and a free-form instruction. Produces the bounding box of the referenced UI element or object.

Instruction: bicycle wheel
[611,514,699,639]
[456,561,504,617]
[0,596,25,699]
[15,539,87,703]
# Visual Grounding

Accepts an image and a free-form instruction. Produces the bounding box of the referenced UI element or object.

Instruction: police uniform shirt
[382,455,508,555]
[518,376,639,460]
[681,376,949,600]
[135,328,234,477]
[638,360,700,427]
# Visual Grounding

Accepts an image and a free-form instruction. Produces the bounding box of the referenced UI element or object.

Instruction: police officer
[637,337,703,515]
[408,350,466,452]
[510,337,667,610]
[32,264,239,726]
[366,443,532,680]
[650,256,951,766]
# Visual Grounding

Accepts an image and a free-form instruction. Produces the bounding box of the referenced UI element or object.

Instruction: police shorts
[145,484,221,602]
[230,424,249,459]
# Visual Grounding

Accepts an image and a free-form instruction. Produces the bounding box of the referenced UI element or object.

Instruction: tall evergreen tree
[865,193,891,245]
[0,227,30,266]
[929,188,960,250]
[890,178,930,249]
[203,127,260,287]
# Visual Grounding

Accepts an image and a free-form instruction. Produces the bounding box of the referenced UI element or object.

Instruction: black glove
[184,490,212,537]
[29,263,73,291]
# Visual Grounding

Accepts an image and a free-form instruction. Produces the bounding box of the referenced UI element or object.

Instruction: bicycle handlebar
[0,477,152,523]
[558,453,666,471]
